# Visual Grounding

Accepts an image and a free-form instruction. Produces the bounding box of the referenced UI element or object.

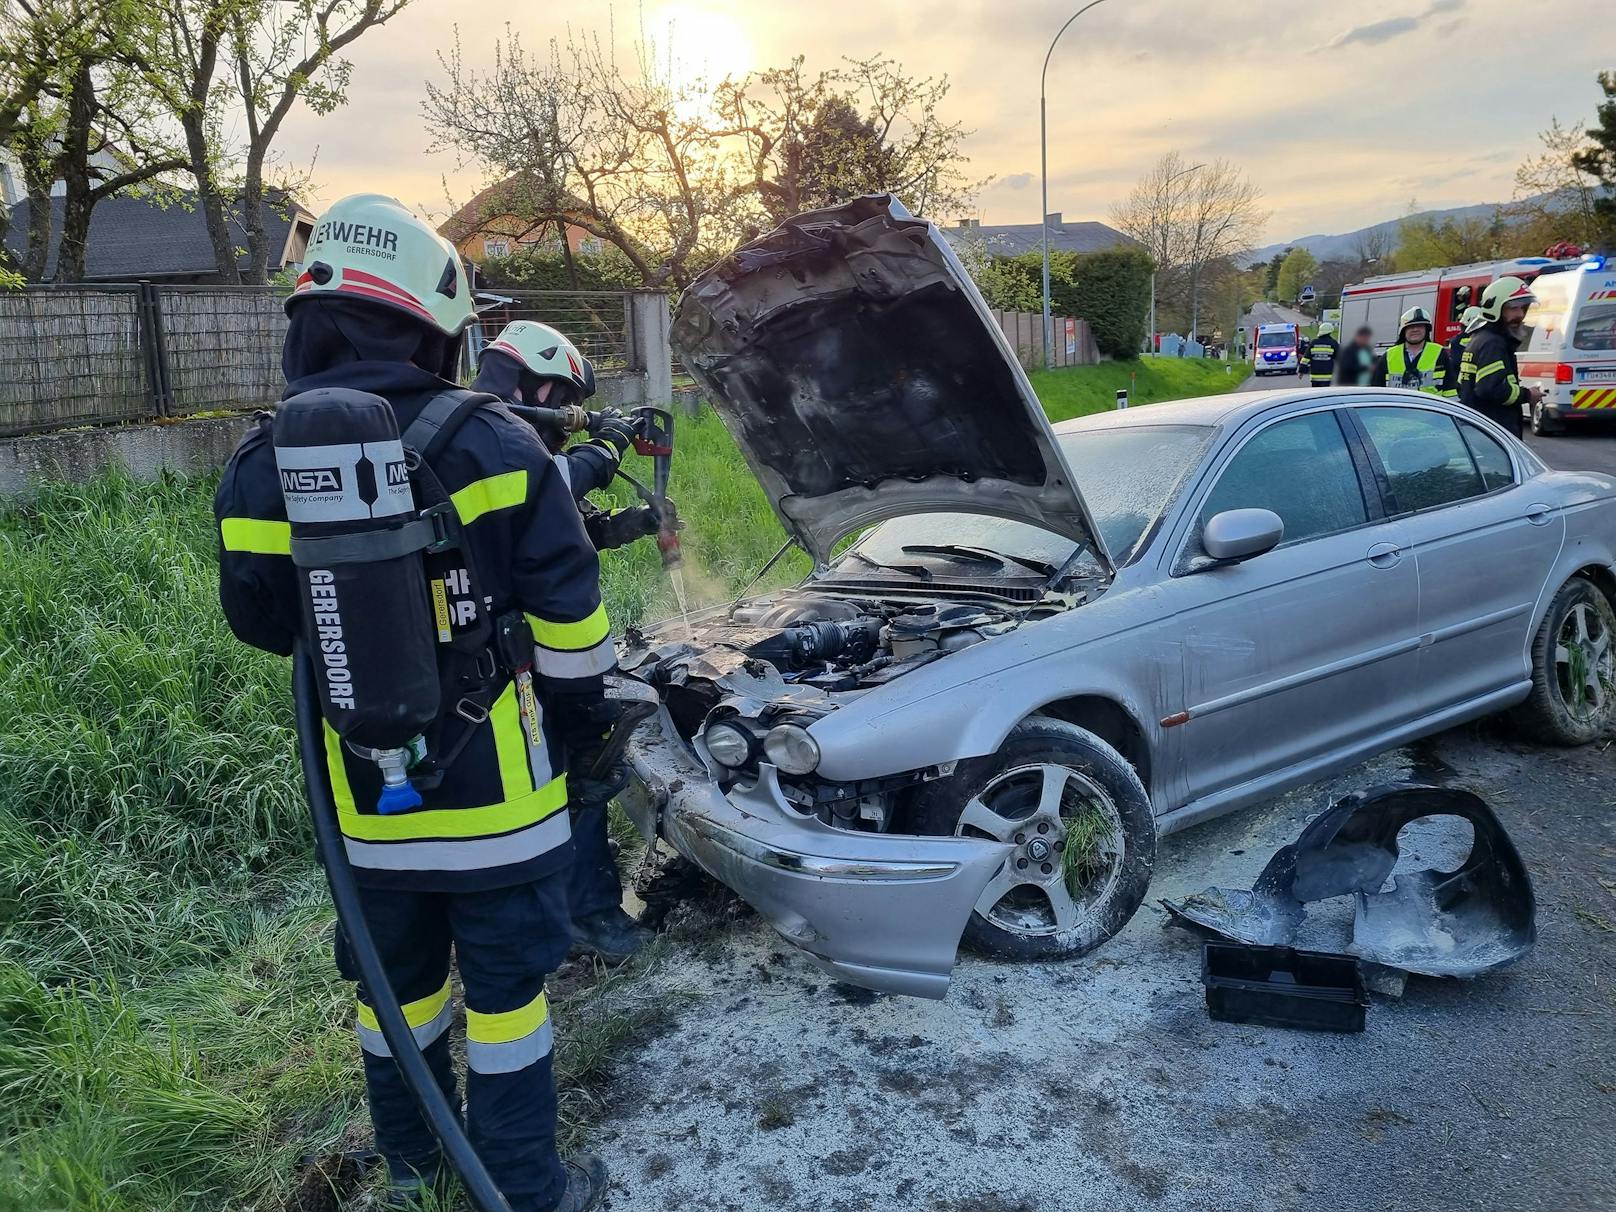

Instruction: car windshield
[1257,330,1293,349]
[846,424,1213,571]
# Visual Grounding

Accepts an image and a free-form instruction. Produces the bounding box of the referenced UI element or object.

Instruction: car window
[1358,407,1486,512]
[1458,421,1514,491]
[1199,411,1368,546]
[1572,301,1616,352]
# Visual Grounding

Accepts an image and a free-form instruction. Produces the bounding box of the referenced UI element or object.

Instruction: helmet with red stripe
[481,321,596,404]
[1479,275,1536,324]
[287,194,473,337]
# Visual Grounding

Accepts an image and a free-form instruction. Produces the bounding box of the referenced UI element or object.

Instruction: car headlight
[703,720,755,768]
[763,723,821,775]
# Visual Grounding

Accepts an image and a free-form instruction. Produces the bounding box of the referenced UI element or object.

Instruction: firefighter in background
[1459,276,1541,437]
[1370,306,1449,394]
[215,195,611,1212]
[472,321,664,962]
[1441,306,1484,397]
[1335,325,1376,386]
[1306,322,1339,387]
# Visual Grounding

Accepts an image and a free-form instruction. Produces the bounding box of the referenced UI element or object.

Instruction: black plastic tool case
[1201,942,1369,1033]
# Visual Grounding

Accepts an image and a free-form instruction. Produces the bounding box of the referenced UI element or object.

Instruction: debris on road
[1202,942,1369,1033]
[1163,784,1536,980]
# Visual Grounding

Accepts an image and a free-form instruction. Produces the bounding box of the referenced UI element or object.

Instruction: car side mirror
[1203,508,1285,563]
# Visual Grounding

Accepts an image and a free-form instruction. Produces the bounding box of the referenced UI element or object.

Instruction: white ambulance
[1516,256,1616,434]
[1252,322,1301,375]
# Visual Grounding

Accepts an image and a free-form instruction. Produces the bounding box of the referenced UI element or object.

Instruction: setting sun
[643,2,755,88]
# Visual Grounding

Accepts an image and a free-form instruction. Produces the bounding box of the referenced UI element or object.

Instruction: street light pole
[1040,0,1110,370]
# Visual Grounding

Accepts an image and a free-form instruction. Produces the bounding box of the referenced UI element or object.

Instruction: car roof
[1052,386,1448,436]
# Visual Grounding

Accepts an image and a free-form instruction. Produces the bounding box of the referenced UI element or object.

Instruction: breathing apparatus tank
[273,387,443,813]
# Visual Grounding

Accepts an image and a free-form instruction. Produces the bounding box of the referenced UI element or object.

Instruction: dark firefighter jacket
[215,359,616,892]
[1370,340,1449,394]
[1442,332,1471,397]
[1458,321,1528,425]
[1307,334,1339,385]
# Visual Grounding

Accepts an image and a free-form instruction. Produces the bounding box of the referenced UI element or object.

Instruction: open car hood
[670,195,1109,571]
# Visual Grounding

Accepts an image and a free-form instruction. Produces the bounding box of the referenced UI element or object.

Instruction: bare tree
[424,27,755,288]
[1109,151,1200,283]
[1350,224,1395,269]
[1177,160,1266,339]
[1112,153,1266,338]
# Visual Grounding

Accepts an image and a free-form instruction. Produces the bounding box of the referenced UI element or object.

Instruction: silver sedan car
[616,197,1616,998]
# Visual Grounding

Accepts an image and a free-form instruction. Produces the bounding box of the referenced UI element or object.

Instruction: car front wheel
[909,718,1156,960]
[1512,577,1616,744]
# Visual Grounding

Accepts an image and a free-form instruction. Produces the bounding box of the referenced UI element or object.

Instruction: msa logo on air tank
[281,466,344,494]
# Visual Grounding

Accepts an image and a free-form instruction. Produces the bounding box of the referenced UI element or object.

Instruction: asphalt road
[1231,368,1616,476]
[595,725,1615,1212]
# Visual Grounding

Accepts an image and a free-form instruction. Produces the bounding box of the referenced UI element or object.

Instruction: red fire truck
[1339,255,1582,350]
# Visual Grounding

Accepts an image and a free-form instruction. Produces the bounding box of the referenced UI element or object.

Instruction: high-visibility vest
[1386,341,1445,394]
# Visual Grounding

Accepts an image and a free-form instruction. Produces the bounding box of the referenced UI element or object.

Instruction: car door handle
[1525,504,1554,526]
[1366,542,1404,568]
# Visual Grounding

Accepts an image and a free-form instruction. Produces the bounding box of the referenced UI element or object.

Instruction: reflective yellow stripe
[452,470,527,525]
[337,772,567,842]
[526,603,610,651]
[357,977,451,1034]
[490,681,533,800]
[220,517,290,555]
[466,989,550,1044]
[324,722,356,815]
[1474,360,1506,380]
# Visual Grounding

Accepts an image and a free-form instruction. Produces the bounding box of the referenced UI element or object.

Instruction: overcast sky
[275,0,1613,244]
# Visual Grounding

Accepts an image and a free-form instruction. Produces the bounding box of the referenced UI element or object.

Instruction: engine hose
[291,641,514,1212]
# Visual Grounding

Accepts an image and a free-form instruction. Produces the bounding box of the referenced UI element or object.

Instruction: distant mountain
[1244,201,1514,267]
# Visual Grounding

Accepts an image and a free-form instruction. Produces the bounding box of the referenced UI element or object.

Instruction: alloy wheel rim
[956,763,1125,938]
[1554,598,1615,724]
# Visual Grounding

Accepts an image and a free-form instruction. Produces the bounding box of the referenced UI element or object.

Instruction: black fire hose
[291,641,513,1212]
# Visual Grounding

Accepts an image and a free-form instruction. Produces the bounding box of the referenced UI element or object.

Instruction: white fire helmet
[1479,276,1536,324]
[287,193,473,337]
[482,321,596,401]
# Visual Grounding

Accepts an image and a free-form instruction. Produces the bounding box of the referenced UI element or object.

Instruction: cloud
[1326,0,1464,50]
[992,172,1035,191]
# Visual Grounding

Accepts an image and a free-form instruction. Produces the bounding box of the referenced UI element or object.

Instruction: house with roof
[2,188,315,283]
[941,213,1138,258]
[440,177,603,265]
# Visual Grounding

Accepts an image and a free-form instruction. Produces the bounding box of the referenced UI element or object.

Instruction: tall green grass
[0,361,1239,1209]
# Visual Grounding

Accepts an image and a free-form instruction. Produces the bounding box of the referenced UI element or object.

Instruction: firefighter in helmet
[1458,276,1541,437]
[1370,306,1450,394]
[1441,305,1485,398]
[1306,322,1339,387]
[215,195,611,1211]
[472,320,664,961]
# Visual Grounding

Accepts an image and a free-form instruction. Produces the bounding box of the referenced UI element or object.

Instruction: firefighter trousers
[335,876,572,1211]
[566,800,625,919]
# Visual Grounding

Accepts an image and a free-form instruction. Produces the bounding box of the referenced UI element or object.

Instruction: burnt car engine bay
[617,576,1101,833]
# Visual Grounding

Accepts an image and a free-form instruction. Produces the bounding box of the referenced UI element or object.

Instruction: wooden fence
[0,285,650,438]
[990,310,1099,371]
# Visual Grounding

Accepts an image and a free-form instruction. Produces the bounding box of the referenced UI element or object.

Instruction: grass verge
[0,358,1240,1209]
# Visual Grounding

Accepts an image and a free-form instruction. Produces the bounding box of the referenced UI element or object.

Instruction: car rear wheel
[1530,399,1563,436]
[909,718,1156,961]
[1512,577,1616,744]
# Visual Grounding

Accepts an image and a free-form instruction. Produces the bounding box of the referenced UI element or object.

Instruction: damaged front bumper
[618,701,1010,999]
